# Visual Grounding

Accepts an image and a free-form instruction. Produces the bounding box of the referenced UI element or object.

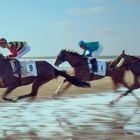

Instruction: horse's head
[54,49,86,67]
[109,50,126,70]
[54,49,66,66]
[110,50,140,70]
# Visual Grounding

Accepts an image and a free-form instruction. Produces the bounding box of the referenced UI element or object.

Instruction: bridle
[116,55,140,69]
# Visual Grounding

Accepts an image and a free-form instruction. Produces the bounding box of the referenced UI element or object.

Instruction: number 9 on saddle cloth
[10,59,37,83]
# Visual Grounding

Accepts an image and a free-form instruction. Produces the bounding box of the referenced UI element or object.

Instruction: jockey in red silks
[0,38,31,81]
[0,38,30,59]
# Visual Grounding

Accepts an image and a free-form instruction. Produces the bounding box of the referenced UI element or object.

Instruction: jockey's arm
[7,45,17,58]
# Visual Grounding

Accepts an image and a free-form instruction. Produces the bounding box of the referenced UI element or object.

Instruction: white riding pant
[92,44,103,58]
[16,44,30,59]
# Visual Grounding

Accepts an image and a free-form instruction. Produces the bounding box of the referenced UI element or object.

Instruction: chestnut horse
[109,50,140,104]
[53,49,129,101]
[0,54,90,102]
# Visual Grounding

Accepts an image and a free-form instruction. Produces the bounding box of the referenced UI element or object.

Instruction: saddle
[87,58,107,77]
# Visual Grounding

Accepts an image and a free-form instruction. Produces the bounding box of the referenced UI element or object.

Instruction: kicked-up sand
[0,71,140,140]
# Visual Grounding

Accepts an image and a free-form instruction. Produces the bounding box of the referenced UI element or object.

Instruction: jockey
[79,40,103,72]
[79,40,103,58]
[0,38,30,59]
[0,38,31,82]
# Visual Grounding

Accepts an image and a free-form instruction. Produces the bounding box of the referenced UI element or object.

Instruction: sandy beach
[0,71,140,140]
[0,70,134,100]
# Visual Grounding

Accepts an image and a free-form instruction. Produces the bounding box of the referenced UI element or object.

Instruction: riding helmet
[79,40,85,46]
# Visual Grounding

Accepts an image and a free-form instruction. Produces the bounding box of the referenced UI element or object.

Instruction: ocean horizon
[21,55,118,60]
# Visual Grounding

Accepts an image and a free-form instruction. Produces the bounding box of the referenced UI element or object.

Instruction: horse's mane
[125,54,140,60]
[62,49,82,57]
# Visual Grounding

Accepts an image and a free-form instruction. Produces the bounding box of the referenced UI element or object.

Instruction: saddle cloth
[88,60,107,76]
[10,60,37,78]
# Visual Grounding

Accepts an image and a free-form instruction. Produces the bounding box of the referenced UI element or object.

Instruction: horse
[53,49,129,101]
[0,53,90,102]
[109,50,140,104]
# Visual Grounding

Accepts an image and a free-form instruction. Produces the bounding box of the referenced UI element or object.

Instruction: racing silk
[7,41,27,58]
[82,42,99,57]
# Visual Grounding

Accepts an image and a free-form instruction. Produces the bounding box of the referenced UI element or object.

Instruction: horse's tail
[55,69,90,88]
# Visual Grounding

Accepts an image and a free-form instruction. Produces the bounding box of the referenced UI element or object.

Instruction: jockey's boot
[90,58,97,72]
[13,60,21,74]
[13,59,21,85]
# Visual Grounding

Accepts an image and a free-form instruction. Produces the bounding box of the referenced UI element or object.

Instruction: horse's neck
[66,54,81,67]
[124,54,139,62]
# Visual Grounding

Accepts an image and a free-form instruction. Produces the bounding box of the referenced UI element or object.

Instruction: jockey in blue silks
[79,40,103,72]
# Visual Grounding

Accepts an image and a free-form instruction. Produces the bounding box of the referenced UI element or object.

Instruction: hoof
[52,94,59,99]
[2,97,13,102]
[12,97,19,102]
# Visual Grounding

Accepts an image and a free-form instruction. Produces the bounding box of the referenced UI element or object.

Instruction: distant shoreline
[21,56,119,59]
[21,55,140,60]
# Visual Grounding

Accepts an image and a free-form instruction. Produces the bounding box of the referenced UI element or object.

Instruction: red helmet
[0,38,7,46]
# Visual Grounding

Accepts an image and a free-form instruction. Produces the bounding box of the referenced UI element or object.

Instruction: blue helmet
[79,40,85,46]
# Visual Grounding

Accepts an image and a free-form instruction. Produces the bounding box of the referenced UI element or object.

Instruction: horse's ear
[62,49,66,52]
[122,50,125,55]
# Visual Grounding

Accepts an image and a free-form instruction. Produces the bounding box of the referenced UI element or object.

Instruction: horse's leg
[57,81,71,96]
[53,79,66,97]
[13,78,46,102]
[62,81,71,93]
[112,81,118,92]
[53,79,71,97]
[111,77,127,92]
[121,77,140,102]
[110,89,132,105]
[2,86,17,102]
[53,70,74,98]
[110,83,140,105]
[121,80,139,100]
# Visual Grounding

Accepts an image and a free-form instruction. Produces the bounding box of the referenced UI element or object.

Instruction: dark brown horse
[109,50,140,104]
[0,54,90,102]
[53,49,129,99]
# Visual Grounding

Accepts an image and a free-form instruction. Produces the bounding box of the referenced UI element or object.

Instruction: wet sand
[0,71,140,140]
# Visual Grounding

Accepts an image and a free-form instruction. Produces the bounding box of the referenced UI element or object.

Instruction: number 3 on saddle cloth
[87,58,107,76]
[10,60,37,84]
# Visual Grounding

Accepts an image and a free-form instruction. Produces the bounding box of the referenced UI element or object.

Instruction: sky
[0,0,140,57]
